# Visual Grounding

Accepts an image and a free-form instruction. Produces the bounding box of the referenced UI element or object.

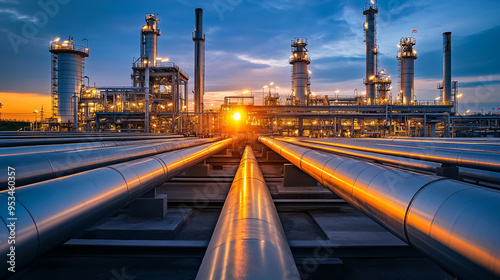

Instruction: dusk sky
[1,0,499,120]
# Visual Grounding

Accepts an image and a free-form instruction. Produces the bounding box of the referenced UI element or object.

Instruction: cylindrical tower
[193,8,205,134]
[49,37,89,124]
[289,38,310,106]
[397,37,417,105]
[363,1,378,105]
[141,13,160,67]
[443,32,452,105]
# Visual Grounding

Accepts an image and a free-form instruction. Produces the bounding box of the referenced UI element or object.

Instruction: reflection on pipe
[0,137,184,156]
[196,146,300,280]
[0,137,219,188]
[300,138,500,172]
[278,138,500,186]
[260,136,500,280]
[0,138,233,278]
[0,134,182,147]
[330,137,500,154]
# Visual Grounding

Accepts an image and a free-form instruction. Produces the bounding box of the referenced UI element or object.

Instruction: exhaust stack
[193,8,205,134]
[443,32,452,104]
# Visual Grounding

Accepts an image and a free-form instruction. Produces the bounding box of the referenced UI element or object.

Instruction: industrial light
[270,82,274,86]
[233,112,241,121]
[242,90,249,94]
[457,93,463,98]
[335,90,340,94]
[161,58,169,62]
[54,37,60,42]
[275,86,280,89]
[168,103,173,106]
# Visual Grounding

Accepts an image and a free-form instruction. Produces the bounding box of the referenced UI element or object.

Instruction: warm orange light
[233,112,241,121]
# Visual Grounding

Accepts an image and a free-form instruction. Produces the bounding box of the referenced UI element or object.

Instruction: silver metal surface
[196,146,300,280]
[0,138,218,188]
[259,136,500,279]
[57,52,84,123]
[0,138,233,278]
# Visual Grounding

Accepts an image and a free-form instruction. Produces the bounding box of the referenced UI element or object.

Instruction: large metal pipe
[278,138,500,186]
[0,138,233,278]
[0,137,218,188]
[196,146,300,279]
[0,134,182,147]
[193,8,205,134]
[443,32,452,104]
[363,3,377,105]
[327,138,500,154]
[260,137,500,279]
[0,137,184,157]
[300,138,500,172]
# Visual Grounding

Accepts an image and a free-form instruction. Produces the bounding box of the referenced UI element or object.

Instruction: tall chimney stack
[193,8,205,135]
[443,32,452,105]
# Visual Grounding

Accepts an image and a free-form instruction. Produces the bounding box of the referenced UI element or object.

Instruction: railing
[132,61,189,78]
[49,42,89,55]
[289,55,311,64]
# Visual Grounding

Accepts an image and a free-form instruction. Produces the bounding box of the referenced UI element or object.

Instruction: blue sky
[1,0,500,114]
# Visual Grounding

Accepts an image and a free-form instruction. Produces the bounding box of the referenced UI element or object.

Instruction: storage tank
[49,37,89,123]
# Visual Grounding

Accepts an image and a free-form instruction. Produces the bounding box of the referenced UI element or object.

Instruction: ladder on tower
[51,53,58,118]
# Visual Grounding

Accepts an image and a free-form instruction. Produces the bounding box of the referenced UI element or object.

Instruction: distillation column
[193,8,205,134]
[289,38,310,105]
[363,2,378,105]
[141,13,160,67]
[397,37,417,105]
[443,32,452,104]
[49,38,89,125]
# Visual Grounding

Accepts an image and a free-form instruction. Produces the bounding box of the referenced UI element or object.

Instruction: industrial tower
[363,0,392,105]
[289,38,311,105]
[363,1,378,105]
[193,8,205,134]
[397,37,418,105]
[49,37,89,127]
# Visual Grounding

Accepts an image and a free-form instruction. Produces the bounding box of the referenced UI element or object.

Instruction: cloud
[0,8,36,23]
[236,54,289,68]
